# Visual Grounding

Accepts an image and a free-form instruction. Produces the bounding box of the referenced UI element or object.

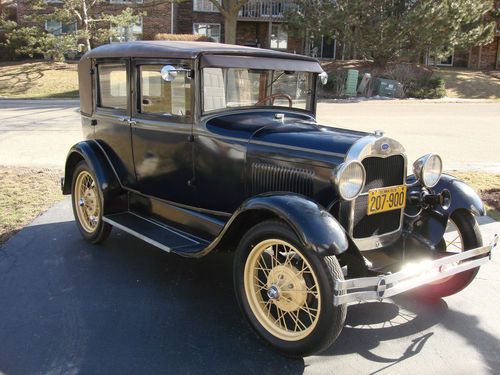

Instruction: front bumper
[333,234,498,305]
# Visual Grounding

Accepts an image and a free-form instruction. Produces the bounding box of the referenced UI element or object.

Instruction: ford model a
[62,41,497,357]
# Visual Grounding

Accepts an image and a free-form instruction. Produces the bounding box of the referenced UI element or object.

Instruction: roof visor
[200,54,325,74]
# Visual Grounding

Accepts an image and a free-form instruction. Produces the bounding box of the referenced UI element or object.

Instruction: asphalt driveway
[0,199,499,374]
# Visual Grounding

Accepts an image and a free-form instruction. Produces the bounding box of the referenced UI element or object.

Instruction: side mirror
[160,65,178,82]
[319,71,328,85]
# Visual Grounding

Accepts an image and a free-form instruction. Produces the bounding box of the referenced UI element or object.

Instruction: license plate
[367,185,406,216]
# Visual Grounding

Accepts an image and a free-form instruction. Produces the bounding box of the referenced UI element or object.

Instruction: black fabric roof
[82,41,320,62]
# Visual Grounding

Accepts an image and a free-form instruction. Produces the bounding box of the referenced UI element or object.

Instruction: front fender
[407,174,485,246]
[222,193,349,256]
[62,140,123,213]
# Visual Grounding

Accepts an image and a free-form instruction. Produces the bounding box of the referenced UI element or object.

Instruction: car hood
[247,113,368,169]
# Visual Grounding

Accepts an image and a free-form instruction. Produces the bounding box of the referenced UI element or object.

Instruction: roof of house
[83,41,319,62]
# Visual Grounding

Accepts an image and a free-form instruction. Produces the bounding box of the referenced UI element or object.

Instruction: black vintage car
[63,41,497,357]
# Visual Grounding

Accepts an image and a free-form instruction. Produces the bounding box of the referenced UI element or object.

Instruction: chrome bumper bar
[333,235,498,306]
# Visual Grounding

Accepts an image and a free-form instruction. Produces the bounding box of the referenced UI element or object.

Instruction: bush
[321,70,348,98]
[154,33,214,42]
[407,77,446,99]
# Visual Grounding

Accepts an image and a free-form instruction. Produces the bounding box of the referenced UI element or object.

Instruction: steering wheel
[255,93,293,107]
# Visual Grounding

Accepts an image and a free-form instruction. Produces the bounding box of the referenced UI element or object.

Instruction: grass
[0,166,64,245]
[449,171,500,221]
[435,68,500,100]
[0,60,79,98]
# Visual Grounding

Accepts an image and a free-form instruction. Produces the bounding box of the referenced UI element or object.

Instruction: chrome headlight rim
[413,153,443,188]
[332,160,366,201]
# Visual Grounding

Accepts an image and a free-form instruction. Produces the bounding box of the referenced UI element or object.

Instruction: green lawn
[0,60,79,98]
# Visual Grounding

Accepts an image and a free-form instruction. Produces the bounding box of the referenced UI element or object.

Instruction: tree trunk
[224,13,238,44]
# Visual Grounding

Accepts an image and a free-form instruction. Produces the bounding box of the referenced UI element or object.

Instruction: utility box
[345,69,359,97]
[375,78,399,97]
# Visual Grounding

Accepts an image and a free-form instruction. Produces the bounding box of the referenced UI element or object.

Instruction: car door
[92,59,137,188]
[130,60,196,206]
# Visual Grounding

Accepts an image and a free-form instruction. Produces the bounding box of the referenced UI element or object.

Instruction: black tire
[419,209,482,299]
[71,160,111,244]
[233,220,347,357]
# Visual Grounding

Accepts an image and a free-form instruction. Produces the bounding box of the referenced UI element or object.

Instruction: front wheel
[420,209,482,299]
[234,220,346,357]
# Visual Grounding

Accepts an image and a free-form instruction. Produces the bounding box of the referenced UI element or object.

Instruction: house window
[139,65,191,118]
[193,23,221,43]
[193,0,219,12]
[97,63,128,110]
[110,17,143,42]
[45,20,77,35]
[270,24,287,50]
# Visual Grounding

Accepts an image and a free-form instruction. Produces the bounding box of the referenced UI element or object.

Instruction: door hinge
[187,134,194,142]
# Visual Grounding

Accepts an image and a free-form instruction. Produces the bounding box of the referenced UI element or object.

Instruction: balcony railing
[238,0,298,21]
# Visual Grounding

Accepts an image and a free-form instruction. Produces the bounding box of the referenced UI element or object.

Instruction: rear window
[97,63,127,110]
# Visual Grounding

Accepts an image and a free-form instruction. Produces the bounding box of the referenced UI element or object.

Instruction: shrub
[321,70,348,98]
[154,33,214,42]
[407,77,446,99]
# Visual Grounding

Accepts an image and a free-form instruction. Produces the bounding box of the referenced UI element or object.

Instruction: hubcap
[74,171,100,233]
[244,239,321,341]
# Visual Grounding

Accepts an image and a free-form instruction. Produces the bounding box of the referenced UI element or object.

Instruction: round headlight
[333,161,366,201]
[413,153,443,188]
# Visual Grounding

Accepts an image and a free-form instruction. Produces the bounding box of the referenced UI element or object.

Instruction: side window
[97,63,127,110]
[139,65,191,119]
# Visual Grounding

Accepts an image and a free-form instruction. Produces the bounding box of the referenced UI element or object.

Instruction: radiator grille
[353,155,405,238]
[251,163,314,197]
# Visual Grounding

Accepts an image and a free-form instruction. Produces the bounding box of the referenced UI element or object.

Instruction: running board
[103,212,208,254]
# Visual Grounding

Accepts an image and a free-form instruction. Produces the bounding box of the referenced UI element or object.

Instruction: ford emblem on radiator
[381,143,390,152]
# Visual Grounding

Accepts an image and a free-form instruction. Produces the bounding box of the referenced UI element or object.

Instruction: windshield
[202,68,314,113]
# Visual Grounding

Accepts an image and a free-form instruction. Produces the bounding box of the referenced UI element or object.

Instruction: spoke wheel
[244,239,321,341]
[419,210,482,299]
[71,161,111,244]
[234,220,346,357]
[74,170,100,233]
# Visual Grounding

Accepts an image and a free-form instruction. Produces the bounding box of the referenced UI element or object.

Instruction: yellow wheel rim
[244,239,321,341]
[74,170,100,234]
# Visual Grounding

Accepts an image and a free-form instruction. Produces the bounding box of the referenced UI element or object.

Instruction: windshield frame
[200,66,318,116]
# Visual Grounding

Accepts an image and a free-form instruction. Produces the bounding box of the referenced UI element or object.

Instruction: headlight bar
[333,234,498,305]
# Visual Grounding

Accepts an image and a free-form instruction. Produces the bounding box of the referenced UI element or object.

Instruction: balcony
[238,0,298,21]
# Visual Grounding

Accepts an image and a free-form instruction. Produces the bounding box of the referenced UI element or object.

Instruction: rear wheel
[71,160,111,244]
[234,220,346,357]
[421,210,482,299]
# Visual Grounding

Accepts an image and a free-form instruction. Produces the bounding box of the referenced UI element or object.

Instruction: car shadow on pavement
[1,220,499,374]
[0,221,304,375]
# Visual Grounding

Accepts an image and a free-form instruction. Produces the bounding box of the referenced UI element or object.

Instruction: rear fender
[62,140,124,213]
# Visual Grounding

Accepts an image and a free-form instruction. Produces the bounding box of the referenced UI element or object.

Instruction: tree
[286,0,496,67]
[410,0,495,66]
[209,0,247,44]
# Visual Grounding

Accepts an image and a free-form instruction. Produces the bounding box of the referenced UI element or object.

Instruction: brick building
[14,0,304,54]
[12,0,500,69]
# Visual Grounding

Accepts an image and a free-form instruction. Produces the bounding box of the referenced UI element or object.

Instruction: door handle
[128,120,137,126]
[118,116,128,123]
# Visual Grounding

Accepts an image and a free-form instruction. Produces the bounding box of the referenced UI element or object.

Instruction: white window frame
[45,20,77,35]
[270,24,288,50]
[110,17,143,43]
[193,0,219,13]
[193,23,221,43]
